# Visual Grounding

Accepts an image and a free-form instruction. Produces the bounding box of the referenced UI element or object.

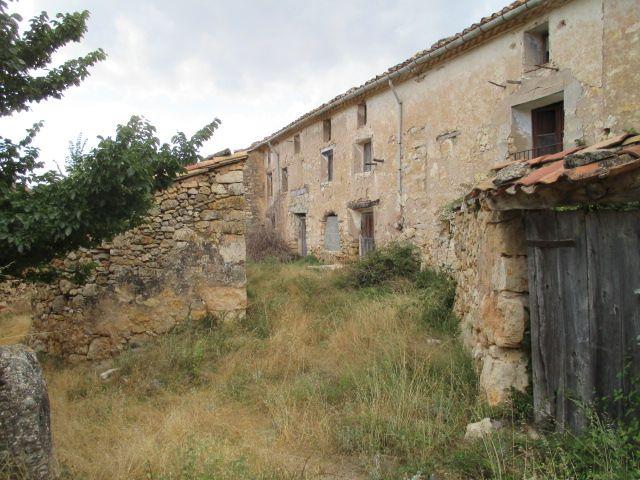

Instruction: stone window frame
[321,145,335,183]
[523,21,550,70]
[354,136,374,174]
[357,102,367,128]
[323,118,332,143]
[281,166,288,193]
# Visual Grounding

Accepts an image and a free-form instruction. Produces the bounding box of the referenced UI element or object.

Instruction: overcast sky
[1,0,508,171]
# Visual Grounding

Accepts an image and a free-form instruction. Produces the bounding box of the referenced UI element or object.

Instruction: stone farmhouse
[245,0,639,266]
[241,0,640,410]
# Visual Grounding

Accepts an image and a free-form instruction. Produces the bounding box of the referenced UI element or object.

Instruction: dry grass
[0,284,33,345]
[36,261,485,479]
[0,312,32,345]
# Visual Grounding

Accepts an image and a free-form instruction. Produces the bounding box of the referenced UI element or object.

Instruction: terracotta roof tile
[469,133,640,203]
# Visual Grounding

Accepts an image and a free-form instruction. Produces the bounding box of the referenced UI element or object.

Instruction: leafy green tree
[0,2,220,276]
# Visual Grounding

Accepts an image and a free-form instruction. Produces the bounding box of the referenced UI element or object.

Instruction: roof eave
[249,0,551,152]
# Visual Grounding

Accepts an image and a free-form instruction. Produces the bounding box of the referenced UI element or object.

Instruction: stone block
[219,235,246,264]
[0,345,52,480]
[200,210,221,221]
[491,256,528,292]
[480,346,528,406]
[216,170,243,184]
[198,285,247,313]
[87,337,112,360]
[486,217,526,256]
[481,293,527,348]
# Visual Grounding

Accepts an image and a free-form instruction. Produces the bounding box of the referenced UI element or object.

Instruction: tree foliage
[0,2,220,276]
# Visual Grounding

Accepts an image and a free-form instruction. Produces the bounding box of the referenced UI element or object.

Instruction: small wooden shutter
[363,142,372,172]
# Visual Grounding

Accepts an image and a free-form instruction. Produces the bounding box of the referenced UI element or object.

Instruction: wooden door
[526,210,640,430]
[298,215,307,257]
[532,102,564,157]
[359,211,375,257]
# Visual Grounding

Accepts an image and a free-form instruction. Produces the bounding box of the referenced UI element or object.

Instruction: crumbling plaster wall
[252,0,638,266]
[30,161,247,361]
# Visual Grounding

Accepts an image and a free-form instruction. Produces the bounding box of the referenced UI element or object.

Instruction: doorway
[296,214,307,257]
[359,211,375,257]
[526,210,640,430]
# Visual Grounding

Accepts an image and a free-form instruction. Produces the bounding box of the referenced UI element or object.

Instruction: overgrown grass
[40,258,484,479]
[33,253,640,479]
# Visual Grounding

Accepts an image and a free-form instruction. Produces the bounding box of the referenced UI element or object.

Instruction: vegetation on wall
[0,2,220,277]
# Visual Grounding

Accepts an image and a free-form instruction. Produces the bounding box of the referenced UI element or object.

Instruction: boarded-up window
[266,172,273,197]
[323,119,332,142]
[294,134,300,154]
[322,149,334,182]
[362,141,372,172]
[281,167,288,192]
[357,102,367,127]
[324,215,340,251]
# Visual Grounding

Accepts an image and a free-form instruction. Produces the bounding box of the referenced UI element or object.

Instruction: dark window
[323,119,332,142]
[322,149,334,182]
[360,211,375,257]
[357,102,367,127]
[532,101,564,157]
[281,167,288,192]
[362,141,372,172]
[524,22,550,67]
[541,30,550,64]
[266,172,273,197]
[294,134,300,154]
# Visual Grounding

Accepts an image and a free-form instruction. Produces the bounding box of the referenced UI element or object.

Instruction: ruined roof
[467,133,640,208]
[184,150,248,173]
[250,0,552,151]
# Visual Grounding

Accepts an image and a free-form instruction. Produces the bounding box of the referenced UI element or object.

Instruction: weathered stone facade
[449,208,529,405]
[29,158,247,361]
[244,0,640,403]
[247,0,639,265]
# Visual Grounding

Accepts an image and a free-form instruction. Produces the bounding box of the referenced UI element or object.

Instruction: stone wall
[29,159,247,361]
[449,207,529,405]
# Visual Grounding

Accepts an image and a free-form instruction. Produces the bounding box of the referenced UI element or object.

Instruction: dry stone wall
[30,160,247,361]
[449,208,529,405]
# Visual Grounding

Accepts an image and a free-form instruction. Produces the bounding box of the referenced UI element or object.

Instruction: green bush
[342,243,421,288]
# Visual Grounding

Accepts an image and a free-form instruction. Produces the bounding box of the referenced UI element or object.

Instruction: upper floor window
[266,172,273,197]
[362,141,373,172]
[322,149,334,182]
[323,119,332,142]
[357,102,367,127]
[281,167,288,192]
[524,22,550,67]
[294,134,300,154]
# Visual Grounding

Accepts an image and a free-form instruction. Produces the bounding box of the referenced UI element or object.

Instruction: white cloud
[0,0,509,171]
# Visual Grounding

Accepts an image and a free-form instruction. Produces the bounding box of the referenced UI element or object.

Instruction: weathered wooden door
[298,215,307,257]
[359,211,375,257]
[526,210,640,430]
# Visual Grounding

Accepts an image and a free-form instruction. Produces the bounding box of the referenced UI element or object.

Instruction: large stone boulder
[0,344,52,479]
